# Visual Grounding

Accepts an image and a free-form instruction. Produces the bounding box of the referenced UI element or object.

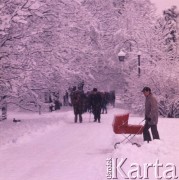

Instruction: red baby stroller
[112,113,144,148]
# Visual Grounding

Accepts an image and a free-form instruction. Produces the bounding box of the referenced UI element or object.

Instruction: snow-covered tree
[111,1,179,117]
[1,0,179,116]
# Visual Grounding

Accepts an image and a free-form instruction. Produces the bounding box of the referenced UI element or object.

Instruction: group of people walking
[70,87,111,123]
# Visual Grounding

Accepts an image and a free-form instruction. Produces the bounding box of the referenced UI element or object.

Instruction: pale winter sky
[150,0,179,14]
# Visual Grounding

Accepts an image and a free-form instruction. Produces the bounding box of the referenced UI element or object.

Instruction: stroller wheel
[114,142,120,149]
[132,142,141,147]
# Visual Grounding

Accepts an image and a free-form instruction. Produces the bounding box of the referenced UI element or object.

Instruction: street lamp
[137,51,141,76]
[118,49,126,62]
[117,49,142,76]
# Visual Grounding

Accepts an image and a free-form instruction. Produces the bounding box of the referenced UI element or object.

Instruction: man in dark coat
[90,88,102,123]
[71,86,85,123]
[142,87,160,142]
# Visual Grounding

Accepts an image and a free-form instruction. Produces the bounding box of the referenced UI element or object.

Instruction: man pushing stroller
[142,87,160,143]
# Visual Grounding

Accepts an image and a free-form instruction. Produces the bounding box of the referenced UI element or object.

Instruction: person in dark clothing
[110,91,116,107]
[90,88,102,123]
[49,102,54,112]
[85,91,93,113]
[0,96,7,120]
[63,91,69,106]
[142,87,160,142]
[71,87,85,123]
[54,98,62,110]
[49,96,54,112]
[101,92,108,114]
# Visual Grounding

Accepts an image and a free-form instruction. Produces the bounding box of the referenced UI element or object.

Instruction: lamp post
[137,51,141,77]
[118,49,126,62]
[117,49,142,76]
[118,49,126,72]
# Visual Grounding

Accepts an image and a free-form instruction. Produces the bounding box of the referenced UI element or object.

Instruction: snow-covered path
[1,107,179,180]
[0,108,116,180]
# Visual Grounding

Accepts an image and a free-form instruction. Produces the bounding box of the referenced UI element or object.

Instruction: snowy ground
[0,106,179,180]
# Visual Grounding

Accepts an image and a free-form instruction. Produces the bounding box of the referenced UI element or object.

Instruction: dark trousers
[101,105,107,114]
[75,114,82,123]
[93,107,101,122]
[143,122,160,142]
